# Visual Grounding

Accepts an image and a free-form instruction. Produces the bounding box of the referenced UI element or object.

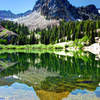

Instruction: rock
[33,0,99,20]
[84,43,100,56]
[16,12,59,30]
[97,29,100,33]
[17,0,100,30]
[77,5,100,20]
[95,37,100,43]
[33,0,78,20]
[0,25,5,32]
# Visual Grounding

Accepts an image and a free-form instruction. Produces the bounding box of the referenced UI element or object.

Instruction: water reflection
[0,52,99,100]
[0,82,40,100]
[63,87,100,100]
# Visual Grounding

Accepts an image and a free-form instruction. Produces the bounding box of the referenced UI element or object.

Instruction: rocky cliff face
[77,5,100,20]
[16,12,59,30]
[33,0,78,20]
[17,0,100,30]
[33,0,100,20]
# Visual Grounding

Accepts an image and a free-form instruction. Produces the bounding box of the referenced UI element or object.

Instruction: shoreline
[0,41,100,58]
[83,43,100,59]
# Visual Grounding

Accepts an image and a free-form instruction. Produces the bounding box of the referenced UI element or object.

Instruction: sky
[0,0,100,14]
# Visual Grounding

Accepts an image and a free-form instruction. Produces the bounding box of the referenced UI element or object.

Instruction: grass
[0,49,55,54]
[0,29,8,36]
[0,44,63,54]
[0,36,89,53]
[65,36,89,49]
[0,29,9,40]
[72,36,89,48]
[0,44,64,52]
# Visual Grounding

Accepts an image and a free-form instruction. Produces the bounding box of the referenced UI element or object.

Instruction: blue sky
[0,0,100,14]
[69,0,100,8]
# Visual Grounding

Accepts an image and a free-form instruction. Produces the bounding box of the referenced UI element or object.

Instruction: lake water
[0,52,100,100]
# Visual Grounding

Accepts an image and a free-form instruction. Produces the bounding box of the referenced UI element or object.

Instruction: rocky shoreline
[83,37,100,59]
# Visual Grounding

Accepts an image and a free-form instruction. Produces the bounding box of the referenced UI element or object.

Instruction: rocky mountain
[17,0,79,30]
[33,0,100,20]
[17,0,100,30]
[17,12,59,30]
[77,5,100,20]
[33,0,78,20]
[0,10,32,20]
[17,10,32,17]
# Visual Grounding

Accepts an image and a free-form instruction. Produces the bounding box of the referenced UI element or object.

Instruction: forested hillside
[1,20,100,45]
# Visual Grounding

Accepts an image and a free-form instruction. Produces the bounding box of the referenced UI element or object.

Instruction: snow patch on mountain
[98,10,100,14]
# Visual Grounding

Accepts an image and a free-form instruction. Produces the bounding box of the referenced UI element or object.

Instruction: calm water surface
[0,52,100,100]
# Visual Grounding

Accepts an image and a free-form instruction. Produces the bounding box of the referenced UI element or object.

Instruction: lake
[0,51,100,100]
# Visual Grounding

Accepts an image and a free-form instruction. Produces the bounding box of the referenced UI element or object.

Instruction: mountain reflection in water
[0,52,100,100]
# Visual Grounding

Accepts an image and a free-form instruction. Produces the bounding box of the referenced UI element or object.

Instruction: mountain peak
[33,0,99,20]
[0,10,32,19]
[33,0,78,20]
[16,0,100,30]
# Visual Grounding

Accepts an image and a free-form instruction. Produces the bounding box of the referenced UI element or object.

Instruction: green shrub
[0,39,7,45]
